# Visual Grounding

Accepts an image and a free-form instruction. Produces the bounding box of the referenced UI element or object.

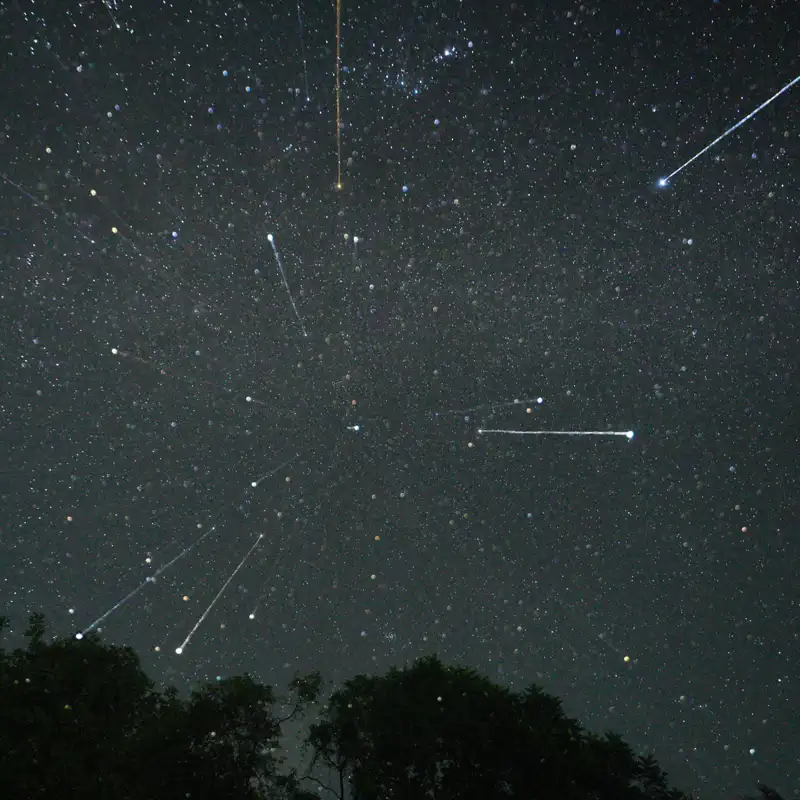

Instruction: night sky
[1,1,798,797]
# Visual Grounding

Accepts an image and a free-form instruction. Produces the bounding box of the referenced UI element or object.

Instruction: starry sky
[1,0,798,797]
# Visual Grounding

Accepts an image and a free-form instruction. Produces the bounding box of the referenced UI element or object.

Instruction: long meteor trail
[478,429,635,439]
[658,74,799,187]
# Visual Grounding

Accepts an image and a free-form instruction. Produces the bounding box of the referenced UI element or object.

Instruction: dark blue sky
[1,1,797,797]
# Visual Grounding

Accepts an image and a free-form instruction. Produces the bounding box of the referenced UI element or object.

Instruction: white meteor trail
[75,454,295,639]
[658,74,799,187]
[478,429,635,439]
[76,523,221,639]
[251,453,299,487]
[267,233,308,338]
[249,519,308,621]
[296,1,311,101]
[175,533,265,655]
[443,397,544,415]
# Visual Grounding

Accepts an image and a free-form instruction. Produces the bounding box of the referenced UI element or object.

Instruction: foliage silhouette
[305,653,693,800]
[741,786,787,800]
[0,614,315,800]
[2,613,763,800]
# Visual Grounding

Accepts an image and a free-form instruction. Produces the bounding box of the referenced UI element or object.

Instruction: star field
[1,1,798,797]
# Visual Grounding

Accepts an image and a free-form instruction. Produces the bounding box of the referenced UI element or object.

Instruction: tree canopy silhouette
[742,786,787,800]
[5,613,777,799]
[0,613,315,800]
[305,653,692,800]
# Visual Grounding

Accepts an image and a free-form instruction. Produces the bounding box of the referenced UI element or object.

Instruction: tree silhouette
[0,612,154,798]
[304,654,693,800]
[1,614,700,799]
[0,614,315,800]
[742,786,787,800]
